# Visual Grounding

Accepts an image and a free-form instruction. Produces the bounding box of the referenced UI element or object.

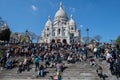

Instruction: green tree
[0,24,11,42]
[116,35,120,46]
[20,35,28,43]
[94,35,102,42]
[0,18,11,42]
[21,30,38,43]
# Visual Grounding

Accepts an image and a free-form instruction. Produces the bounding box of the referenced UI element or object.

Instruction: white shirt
[93,48,97,52]
[106,53,111,60]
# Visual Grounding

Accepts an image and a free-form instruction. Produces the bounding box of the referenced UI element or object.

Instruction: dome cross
[70,14,73,19]
[60,2,63,10]
[48,16,51,20]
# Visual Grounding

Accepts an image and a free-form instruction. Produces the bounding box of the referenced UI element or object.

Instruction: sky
[0,0,120,42]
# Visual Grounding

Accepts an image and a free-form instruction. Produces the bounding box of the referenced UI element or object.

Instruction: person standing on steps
[83,44,88,60]
[37,64,44,78]
[35,55,40,71]
[93,47,98,58]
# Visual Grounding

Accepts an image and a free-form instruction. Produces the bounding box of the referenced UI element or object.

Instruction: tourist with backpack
[35,56,40,71]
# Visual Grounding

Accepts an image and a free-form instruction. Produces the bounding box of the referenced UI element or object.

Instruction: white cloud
[31,5,38,11]
[80,25,83,28]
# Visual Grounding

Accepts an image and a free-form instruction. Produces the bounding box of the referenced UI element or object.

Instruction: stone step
[62,77,99,80]
[0,71,56,77]
[0,76,98,80]
[0,77,99,80]
[0,67,94,73]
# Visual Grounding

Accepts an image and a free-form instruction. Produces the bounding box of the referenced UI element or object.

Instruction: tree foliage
[21,30,38,43]
[28,31,38,41]
[0,17,4,27]
[20,36,27,43]
[0,18,11,42]
[116,35,120,45]
[94,35,102,42]
[0,28,11,41]
[82,36,92,44]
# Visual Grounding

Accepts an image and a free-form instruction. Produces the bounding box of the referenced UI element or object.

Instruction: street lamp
[86,27,89,44]
[80,25,83,43]
[25,29,30,44]
[26,29,28,36]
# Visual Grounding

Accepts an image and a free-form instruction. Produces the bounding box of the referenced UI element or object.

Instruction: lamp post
[80,25,83,44]
[25,29,29,44]
[86,28,89,44]
[26,29,28,36]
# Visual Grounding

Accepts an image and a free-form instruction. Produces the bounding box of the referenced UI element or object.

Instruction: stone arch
[63,39,67,44]
[58,29,60,34]
[51,39,55,43]
[57,39,61,43]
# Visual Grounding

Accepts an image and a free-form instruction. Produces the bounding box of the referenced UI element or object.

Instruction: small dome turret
[45,16,52,27]
[69,15,76,26]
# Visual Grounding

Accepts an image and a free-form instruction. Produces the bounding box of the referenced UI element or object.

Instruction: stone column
[55,28,57,36]
[60,27,63,36]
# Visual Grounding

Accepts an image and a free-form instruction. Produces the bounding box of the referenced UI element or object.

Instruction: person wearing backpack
[35,56,40,71]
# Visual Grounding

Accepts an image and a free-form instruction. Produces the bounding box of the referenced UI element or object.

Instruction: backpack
[35,57,40,63]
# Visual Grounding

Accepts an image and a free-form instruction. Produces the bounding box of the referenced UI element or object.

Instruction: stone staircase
[95,59,119,80]
[62,62,99,80]
[0,61,100,80]
[0,66,56,79]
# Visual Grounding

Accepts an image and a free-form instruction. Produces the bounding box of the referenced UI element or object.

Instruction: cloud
[31,5,38,11]
[69,7,76,13]
[80,25,83,28]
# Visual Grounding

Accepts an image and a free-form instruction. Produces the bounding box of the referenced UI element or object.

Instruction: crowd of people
[93,43,120,79]
[0,42,120,79]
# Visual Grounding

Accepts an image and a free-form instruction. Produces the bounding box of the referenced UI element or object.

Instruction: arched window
[71,27,74,30]
[51,39,55,43]
[63,39,67,44]
[47,28,49,30]
[47,34,49,37]
[58,29,60,34]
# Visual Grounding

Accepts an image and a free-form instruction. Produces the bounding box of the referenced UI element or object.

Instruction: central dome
[55,9,67,18]
[54,2,68,20]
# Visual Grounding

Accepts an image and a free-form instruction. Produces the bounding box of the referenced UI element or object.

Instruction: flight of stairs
[95,59,119,80]
[0,61,100,80]
[62,62,99,80]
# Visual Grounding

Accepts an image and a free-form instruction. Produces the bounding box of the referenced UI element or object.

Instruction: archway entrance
[57,39,61,43]
[51,39,55,43]
[63,39,67,44]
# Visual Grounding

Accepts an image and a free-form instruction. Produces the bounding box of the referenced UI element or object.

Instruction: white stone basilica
[38,2,80,44]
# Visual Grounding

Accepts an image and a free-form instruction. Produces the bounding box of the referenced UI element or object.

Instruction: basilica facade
[38,2,80,44]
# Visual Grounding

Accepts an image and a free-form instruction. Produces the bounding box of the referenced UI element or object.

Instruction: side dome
[69,15,76,26]
[45,16,52,27]
[54,2,68,20]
